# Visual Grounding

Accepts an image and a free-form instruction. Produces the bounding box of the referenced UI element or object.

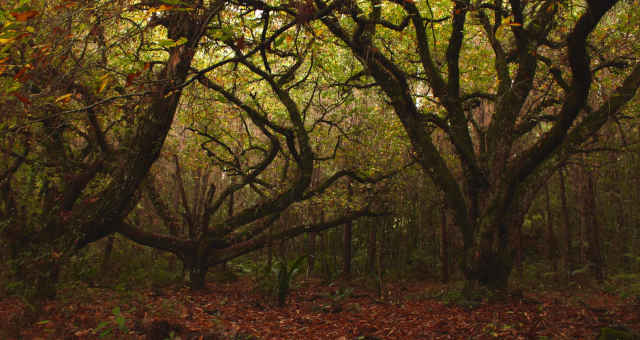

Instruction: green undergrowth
[59,239,183,292]
[233,256,307,306]
[604,272,640,299]
[597,326,640,340]
[408,281,490,308]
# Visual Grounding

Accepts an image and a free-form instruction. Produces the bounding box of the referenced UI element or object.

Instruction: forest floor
[1,278,639,340]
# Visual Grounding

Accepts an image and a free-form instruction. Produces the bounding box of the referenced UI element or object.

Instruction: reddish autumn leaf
[53,1,79,10]
[63,1,79,8]
[13,66,30,81]
[126,71,142,86]
[60,210,73,222]
[236,37,247,50]
[11,10,39,21]
[13,93,31,105]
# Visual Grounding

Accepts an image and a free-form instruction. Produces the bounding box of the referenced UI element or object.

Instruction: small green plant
[314,286,355,312]
[330,287,354,302]
[276,255,307,306]
[430,281,489,309]
[252,255,307,306]
[166,330,178,340]
[94,306,134,338]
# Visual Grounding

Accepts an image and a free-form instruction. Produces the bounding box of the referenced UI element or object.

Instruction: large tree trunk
[544,184,558,270]
[514,220,523,279]
[306,231,316,278]
[343,221,352,278]
[583,168,604,282]
[461,183,539,293]
[465,232,513,292]
[183,248,210,290]
[560,169,572,285]
[189,264,208,291]
[440,202,450,283]
[185,263,207,290]
[343,183,353,278]
[101,236,115,275]
[367,219,377,276]
[33,258,61,301]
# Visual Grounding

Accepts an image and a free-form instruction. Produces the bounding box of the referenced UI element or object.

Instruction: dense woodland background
[1,0,640,338]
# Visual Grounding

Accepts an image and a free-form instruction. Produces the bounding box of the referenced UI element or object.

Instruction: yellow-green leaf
[175,37,188,46]
[98,75,110,93]
[158,38,176,47]
[55,93,73,103]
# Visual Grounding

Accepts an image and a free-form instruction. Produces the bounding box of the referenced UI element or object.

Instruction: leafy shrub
[276,256,307,306]
[65,251,101,284]
[250,255,307,306]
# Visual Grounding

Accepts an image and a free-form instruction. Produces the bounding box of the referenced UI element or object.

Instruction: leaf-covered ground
[1,279,639,339]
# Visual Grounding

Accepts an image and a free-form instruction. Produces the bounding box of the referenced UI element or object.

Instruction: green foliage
[41,238,183,301]
[231,257,264,277]
[65,252,101,284]
[604,273,640,299]
[424,281,502,309]
[247,255,307,306]
[94,306,134,339]
[403,248,439,280]
[103,246,181,289]
[597,326,640,340]
[229,333,261,340]
[483,322,517,338]
[317,252,335,282]
[237,258,277,297]
[275,255,307,306]
[311,287,355,314]
[208,265,239,283]
[510,263,563,291]
[326,286,354,303]
[2,247,62,303]
[623,253,640,269]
